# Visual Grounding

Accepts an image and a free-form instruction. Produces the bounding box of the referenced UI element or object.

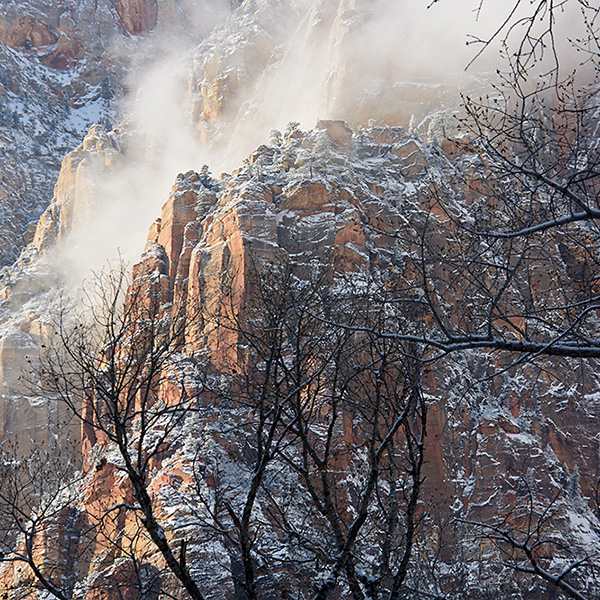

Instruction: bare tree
[394,3,600,597]
[433,0,600,78]
[194,266,428,600]
[460,474,600,600]
[0,440,79,600]
[0,254,435,600]
[4,6,599,599]
[44,259,210,600]
[355,1,599,363]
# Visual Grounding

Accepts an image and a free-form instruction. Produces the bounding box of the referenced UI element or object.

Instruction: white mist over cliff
[12,0,593,286]
[185,0,554,173]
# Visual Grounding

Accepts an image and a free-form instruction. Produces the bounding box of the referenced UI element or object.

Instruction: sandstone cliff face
[33,124,122,253]
[0,2,596,597]
[168,129,599,597]
[157,121,600,507]
[0,124,123,464]
[3,121,593,598]
[0,0,230,266]
[186,0,483,165]
[115,0,158,35]
[0,0,117,265]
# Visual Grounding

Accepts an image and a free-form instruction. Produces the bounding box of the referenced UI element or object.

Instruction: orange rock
[280,182,331,215]
[316,120,353,151]
[0,15,57,49]
[115,0,158,35]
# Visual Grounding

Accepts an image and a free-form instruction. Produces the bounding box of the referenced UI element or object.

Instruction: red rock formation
[0,14,58,49]
[156,172,209,283]
[115,0,158,35]
[3,122,600,599]
[33,125,121,253]
[41,15,82,70]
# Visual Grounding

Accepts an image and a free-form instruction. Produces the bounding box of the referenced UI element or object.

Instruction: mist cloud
[48,0,593,284]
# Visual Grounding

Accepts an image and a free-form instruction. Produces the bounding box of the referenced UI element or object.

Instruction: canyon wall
[0,1,598,598]
[0,0,230,266]
[2,119,596,598]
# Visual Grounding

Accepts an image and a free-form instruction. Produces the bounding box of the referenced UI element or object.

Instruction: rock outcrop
[115,0,158,35]
[2,121,596,598]
[0,0,231,266]
[33,124,122,253]
[0,1,598,598]
[187,0,485,166]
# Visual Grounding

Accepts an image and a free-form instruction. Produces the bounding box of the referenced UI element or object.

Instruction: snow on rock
[6,121,591,598]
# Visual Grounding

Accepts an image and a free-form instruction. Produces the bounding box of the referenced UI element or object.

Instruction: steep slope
[0,0,230,265]
[0,1,598,598]
[2,120,598,599]
[0,0,489,268]
[0,0,478,448]
[187,0,489,168]
[129,122,600,598]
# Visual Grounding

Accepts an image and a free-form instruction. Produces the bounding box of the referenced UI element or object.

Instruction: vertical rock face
[33,125,122,253]
[155,173,211,282]
[0,14,59,48]
[186,0,483,165]
[115,0,158,35]
[0,124,122,463]
[153,128,599,597]
[0,0,230,266]
[0,1,598,597]
[2,122,589,598]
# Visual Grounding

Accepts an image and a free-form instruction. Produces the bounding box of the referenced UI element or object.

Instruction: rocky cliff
[0,0,480,268]
[0,0,231,265]
[122,122,600,598]
[1,117,598,598]
[0,1,598,598]
[187,0,484,168]
[0,0,478,448]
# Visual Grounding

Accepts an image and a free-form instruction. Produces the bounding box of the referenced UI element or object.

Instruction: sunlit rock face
[0,1,598,597]
[0,0,115,265]
[0,0,229,266]
[33,125,122,253]
[0,13,59,51]
[1,121,588,598]
[187,0,484,165]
